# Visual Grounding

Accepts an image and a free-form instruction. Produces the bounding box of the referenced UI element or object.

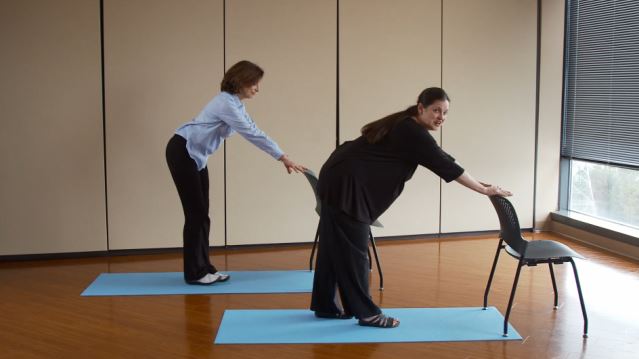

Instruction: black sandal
[314,311,353,320]
[358,314,400,328]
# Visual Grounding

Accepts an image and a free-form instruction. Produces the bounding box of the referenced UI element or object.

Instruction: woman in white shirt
[166,60,305,285]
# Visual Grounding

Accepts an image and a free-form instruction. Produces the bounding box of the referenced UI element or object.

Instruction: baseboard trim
[0,230,511,262]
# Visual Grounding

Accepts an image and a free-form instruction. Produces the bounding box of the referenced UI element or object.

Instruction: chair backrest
[302,169,322,215]
[301,168,384,228]
[489,195,528,255]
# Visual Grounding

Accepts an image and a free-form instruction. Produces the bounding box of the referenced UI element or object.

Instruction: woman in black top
[311,87,512,328]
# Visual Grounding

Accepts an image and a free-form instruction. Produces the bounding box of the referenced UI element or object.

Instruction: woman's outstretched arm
[454,171,513,197]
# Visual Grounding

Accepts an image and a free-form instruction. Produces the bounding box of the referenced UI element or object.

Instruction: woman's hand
[455,173,513,197]
[480,182,513,197]
[279,154,307,174]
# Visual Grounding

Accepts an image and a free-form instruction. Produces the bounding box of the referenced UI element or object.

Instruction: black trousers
[310,203,381,319]
[165,135,217,281]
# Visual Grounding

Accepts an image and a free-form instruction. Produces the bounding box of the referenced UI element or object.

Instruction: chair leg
[309,223,320,271]
[548,262,559,309]
[369,229,384,291]
[367,247,373,271]
[503,259,525,337]
[484,240,504,309]
[569,258,589,338]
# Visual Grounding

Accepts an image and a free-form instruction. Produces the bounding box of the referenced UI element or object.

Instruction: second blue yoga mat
[81,270,313,296]
[215,307,522,344]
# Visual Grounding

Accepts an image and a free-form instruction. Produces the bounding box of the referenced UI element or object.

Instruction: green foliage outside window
[570,160,639,229]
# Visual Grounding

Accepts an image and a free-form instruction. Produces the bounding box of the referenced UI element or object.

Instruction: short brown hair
[220,60,264,94]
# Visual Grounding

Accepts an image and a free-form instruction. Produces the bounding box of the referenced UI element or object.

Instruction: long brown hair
[220,60,264,94]
[361,87,450,143]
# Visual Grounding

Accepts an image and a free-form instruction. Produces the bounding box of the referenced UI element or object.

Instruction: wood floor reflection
[1,232,638,359]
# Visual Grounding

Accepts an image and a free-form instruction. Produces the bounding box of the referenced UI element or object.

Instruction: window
[570,160,639,229]
[562,0,639,231]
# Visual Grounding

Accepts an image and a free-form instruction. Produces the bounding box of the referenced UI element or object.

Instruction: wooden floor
[1,232,638,359]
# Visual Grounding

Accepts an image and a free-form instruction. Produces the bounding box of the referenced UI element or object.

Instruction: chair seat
[505,240,584,261]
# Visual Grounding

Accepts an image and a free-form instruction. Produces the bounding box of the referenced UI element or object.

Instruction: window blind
[562,0,639,168]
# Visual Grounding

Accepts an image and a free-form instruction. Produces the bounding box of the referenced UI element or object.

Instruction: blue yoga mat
[215,307,522,344]
[81,270,313,296]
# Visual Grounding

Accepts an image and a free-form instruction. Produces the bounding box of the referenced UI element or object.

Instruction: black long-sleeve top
[318,117,465,224]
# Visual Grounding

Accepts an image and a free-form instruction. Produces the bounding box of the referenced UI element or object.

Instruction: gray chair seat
[505,239,584,261]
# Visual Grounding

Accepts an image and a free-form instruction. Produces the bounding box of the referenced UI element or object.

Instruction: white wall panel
[104,0,225,249]
[441,0,537,232]
[0,0,105,255]
[225,0,336,245]
[0,0,549,255]
[340,0,442,236]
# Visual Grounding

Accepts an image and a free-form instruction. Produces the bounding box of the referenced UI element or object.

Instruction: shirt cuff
[271,148,285,160]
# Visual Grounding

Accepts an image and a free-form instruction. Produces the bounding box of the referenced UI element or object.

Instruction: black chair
[302,169,385,290]
[484,195,588,338]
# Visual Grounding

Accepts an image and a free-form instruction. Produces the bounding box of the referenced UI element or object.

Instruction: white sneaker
[215,272,230,282]
[188,272,230,285]
[195,273,219,284]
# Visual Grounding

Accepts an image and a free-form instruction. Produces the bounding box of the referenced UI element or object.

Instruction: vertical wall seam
[336,0,340,148]
[438,0,444,235]
[99,0,110,252]
[533,0,542,230]
[223,0,228,247]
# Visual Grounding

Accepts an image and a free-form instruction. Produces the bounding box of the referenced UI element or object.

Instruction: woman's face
[415,99,449,131]
[238,81,260,100]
